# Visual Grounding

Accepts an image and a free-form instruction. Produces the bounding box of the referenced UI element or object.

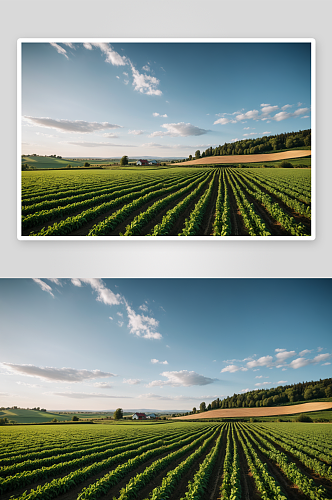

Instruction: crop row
[5,426,217,499]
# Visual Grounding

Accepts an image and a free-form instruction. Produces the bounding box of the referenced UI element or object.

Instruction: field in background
[176,149,311,166]
[1,421,331,500]
[21,167,311,237]
[172,401,332,420]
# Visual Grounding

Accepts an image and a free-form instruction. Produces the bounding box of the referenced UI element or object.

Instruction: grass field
[1,420,331,500]
[21,165,312,238]
[0,408,116,424]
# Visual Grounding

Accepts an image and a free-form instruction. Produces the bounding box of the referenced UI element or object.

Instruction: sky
[0,278,330,411]
[21,40,312,158]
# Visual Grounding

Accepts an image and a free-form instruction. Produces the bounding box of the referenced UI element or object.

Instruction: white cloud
[64,42,75,49]
[53,392,130,399]
[281,104,293,110]
[260,105,278,115]
[83,43,93,50]
[137,393,194,401]
[23,116,123,134]
[231,138,239,142]
[275,350,296,362]
[103,133,119,138]
[123,378,141,385]
[278,380,288,384]
[221,364,248,373]
[301,116,310,119]
[93,382,113,388]
[322,362,331,366]
[125,301,161,339]
[123,72,128,76]
[147,370,215,387]
[260,103,270,107]
[262,131,271,135]
[255,375,263,379]
[273,108,309,122]
[241,388,250,393]
[16,381,41,388]
[91,42,127,66]
[151,359,168,365]
[116,76,120,79]
[153,113,168,118]
[128,130,145,135]
[150,122,208,138]
[117,312,123,317]
[139,302,149,312]
[71,278,121,306]
[214,117,233,125]
[109,316,113,320]
[289,352,331,369]
[255,381,270,386]
[299,349,312,356]
[297,102,303,107]
[32,278,54,297]
[50,43,69,59]
[47,278,62,285]
[130,64,162,96]
[317,347,323,352]
[243,127,250,130]
[2,363,116,382]
[246,356,273,369]
[142,65,150,71]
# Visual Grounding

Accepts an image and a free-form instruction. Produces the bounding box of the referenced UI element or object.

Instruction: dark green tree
[113,408,123,420]
[120,156,129,166]
[195,150,200,159]
[72,415,79,421]
[200,402,206,412]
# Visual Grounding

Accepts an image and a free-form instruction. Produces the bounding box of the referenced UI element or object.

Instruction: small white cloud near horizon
[221,364,248,373]
[150,122,208,138]
[147,370,215,387]
[278,380,288,384]
[123,378,141,385]
[93,382,113,389]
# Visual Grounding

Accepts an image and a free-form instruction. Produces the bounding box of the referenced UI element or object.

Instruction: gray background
[1,0,330,278]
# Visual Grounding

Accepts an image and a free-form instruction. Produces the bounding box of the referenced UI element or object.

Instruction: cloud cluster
[147,370,215,387]
[50,42,69,59]
[153,113,168,118]
[2,363,116,382]
[221,348,331,375]
[123,378,141,385]
[214,103,309,125]
[32,278,54,297]
[23,117,122,134]
[125,301,161,339]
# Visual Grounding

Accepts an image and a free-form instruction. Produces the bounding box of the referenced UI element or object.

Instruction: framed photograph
[18,39,315,240]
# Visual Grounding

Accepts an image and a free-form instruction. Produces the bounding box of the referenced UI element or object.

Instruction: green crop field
[0,409,117,424]
[1,421,331,500]
[21,166,312,237]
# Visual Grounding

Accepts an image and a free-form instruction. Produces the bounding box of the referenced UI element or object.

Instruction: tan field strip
[172,401,332,419]
[175,150,311,166]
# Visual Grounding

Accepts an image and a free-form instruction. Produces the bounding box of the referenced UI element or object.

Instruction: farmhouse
[136,159,149,166]
[146,413,157,419]
[132,412,147,420]
[148,160,159,165]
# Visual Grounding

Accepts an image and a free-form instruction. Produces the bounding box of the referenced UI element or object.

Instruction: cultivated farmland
[176,150,311,166]
[1,421,332,500]
[21,166,311,237]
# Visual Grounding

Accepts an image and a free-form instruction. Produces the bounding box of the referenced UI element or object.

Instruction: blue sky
[21,41,312,158]
[1,278,330,411]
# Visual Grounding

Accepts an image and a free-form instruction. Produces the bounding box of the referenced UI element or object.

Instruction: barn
[136,159,149,166]
[132,412,147,420]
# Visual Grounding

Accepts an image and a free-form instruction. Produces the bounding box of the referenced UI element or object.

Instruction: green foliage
[296,414,313,422]
[113,408,123,420]
[72,415,79,421]
[120,155,129,166]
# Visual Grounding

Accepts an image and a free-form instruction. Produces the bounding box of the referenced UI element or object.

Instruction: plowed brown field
[173,401,332,419]
[176,150,311,166]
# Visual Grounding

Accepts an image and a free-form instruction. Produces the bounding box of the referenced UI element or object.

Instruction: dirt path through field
[172,402,332,419]
[176,150,311,166]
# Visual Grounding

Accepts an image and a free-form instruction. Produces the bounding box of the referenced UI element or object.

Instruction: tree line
[184,129,311,162]
[193,377,331,413]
